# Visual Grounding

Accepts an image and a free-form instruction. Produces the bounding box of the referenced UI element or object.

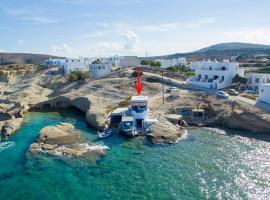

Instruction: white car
[216,91,229,98]
[166,86,178,92]
[227,89,239,96]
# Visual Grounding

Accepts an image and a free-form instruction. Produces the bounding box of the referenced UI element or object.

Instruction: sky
[0,0,270,57]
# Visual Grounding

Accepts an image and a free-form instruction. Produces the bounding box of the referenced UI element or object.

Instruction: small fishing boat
[98,129,113,139]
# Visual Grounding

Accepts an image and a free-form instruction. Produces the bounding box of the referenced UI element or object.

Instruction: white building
[63,58,88,74]
[45,57,114,79]
[109,56,123,67]
[119,56,139,67]
[155,58,187,68]
[187,60,244,90]
[89,62,112,79]
[45,58,65,66]
[246,73,270,91]
[110,96,157,136]
[257,84,270,105]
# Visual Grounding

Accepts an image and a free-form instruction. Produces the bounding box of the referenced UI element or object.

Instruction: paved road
[230,95,256,105]
[131,69,258,107]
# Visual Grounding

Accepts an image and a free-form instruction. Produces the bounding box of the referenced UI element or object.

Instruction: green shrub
[140,59,151,65]
[186,71,196,76]
[68,71,92,82]
[140,59,161,67]
[255,67,270,74]
[150,61,161,67]
[233,74,248,84]
[131,68,143,77]
[69,73,78,81]
[167,66,178,72]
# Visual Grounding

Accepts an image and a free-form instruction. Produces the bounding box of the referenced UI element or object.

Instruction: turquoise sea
[0,108,269,200]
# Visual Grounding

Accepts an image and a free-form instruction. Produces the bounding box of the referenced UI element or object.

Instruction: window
[255,86,258,90]
[132,106,146,113]
[255,78,259,83]
[213,75,219,80]
[123,122,133,130]
[181,110,190,116]
[221,76,224,81]
[209,66,212,70]
[261,89,264,93]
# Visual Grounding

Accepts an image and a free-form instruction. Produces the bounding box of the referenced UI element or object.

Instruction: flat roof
[246,73,270,76]
[261,83,270,86]
[131,96,148,102]
[111,107,129,115]
[193,109,204,112]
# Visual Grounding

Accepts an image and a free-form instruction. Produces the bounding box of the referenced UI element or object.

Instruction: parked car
[166,86,178,92]
[216,91,229,98]
[227,89,239,96]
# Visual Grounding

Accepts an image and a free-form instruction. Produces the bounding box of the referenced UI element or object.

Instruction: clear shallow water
[0,109,269,200]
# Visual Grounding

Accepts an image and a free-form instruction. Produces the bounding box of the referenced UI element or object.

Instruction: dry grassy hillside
[0,53,64,65]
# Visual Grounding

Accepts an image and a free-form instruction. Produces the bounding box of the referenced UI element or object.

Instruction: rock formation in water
[28,123,108,157]
[150,117,185,144]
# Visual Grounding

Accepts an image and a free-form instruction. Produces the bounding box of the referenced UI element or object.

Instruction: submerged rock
[150,117,185,144]
[28,123,108,157]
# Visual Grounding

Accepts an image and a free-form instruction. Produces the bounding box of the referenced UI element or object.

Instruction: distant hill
[197,42,270,52]
[151,42,270,61]
[0,53,64,65]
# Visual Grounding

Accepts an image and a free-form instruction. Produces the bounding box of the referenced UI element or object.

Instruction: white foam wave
[203,127,227,135]
[0,141,15,152]
[68,143,109,151]
[181,130,189,140]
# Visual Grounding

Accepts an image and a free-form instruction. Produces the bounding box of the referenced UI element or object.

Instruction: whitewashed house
[45,58,65,66]
[187,60,244,90]
[110,96,157,136]
[246,73,270,91]
[110,56,123,67]
[62,58,89,74]
[119,56,139,67]
[257,84,270,105]
[89,62,112,79]
[46,57,114,79]
[155,58,187,68]
[256,84,270,112]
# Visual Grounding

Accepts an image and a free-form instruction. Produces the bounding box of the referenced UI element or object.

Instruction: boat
[98,129,113,139]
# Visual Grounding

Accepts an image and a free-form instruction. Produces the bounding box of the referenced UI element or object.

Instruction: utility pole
[162,69,164,104]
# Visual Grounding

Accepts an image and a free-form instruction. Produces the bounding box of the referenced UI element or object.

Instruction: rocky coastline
[1,66,270,145]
